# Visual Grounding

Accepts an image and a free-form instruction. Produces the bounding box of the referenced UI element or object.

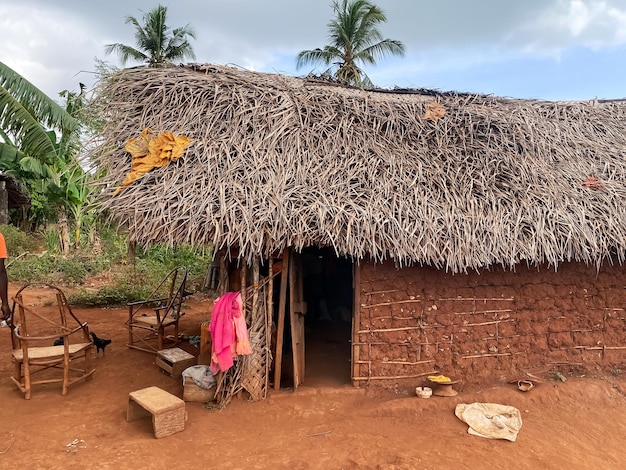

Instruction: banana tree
[0,61,79,169]
[1,62,81,232]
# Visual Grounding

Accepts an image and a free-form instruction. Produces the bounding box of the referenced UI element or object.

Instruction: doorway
[300,247,353,386]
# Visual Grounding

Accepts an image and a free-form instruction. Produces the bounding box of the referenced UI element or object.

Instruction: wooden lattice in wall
[214,258,274,407]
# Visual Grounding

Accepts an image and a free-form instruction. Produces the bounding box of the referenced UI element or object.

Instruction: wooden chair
[9,284,95,399]
[126,266,189,353]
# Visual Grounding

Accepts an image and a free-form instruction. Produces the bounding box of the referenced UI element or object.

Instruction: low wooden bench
[156,347,196,378]
[127,386,186,438]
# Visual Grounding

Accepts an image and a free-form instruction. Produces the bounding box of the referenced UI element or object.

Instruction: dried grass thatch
[90,64,626,272]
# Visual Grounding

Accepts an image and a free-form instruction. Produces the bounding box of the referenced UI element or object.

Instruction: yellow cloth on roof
[116,128,190,192]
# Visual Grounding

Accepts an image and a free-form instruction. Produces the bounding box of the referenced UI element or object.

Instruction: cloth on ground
[187,335,201,348]
[454,402,523,442]
[182,365,217,389]
[209,291,252,374]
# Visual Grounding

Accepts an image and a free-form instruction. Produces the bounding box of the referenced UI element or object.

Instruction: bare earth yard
[1,284,625,470]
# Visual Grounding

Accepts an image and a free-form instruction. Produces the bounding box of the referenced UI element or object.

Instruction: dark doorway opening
[300,247,353,387]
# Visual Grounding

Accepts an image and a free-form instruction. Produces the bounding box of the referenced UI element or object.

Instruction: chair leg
[12,360,25,397]
[23,360,31,400]
[128,307,135,348]
[157,326,164,351]
[85,348,93,381]
[13,359,21,384]
[62,351,70,396]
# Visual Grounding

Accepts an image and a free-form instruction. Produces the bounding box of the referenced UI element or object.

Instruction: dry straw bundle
[90,64,626,272]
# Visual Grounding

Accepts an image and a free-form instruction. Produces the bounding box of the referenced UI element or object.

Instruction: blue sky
[1,0,625,101]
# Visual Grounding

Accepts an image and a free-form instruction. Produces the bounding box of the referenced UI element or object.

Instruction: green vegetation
[1,225,211,306]
[0,61,79,170]
[296,0,405,87]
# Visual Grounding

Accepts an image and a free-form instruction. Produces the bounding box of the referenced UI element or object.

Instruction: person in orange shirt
[0,233,10,322]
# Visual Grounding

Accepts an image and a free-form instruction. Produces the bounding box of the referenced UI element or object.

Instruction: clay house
[91,64,625,402]
[0,172,31,226]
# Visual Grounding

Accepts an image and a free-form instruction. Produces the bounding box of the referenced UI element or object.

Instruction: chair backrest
[9,283,90,349]
[164,266,188,317]
[151,267,189,321]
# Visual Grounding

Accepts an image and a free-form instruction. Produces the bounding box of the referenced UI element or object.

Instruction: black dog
[90,332,112,356]
[53,337,64,346]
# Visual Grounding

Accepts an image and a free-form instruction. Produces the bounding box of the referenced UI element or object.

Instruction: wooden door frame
[289,250,306,389]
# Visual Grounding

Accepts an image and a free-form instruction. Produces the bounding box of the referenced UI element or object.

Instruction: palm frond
[0,61,79,133]
[361,39,405,62]
[0,84,58,161]
[297,48,335,69]
[104,43,148,66]
[0,142,23,166]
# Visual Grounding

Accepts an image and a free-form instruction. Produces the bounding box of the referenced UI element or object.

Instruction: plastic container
[415,386,432,398]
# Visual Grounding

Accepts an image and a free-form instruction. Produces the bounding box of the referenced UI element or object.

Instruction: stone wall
[354,260,626,386]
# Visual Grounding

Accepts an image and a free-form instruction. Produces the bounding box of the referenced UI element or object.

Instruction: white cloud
[0,3,100,96]
[2,0,626,99]
[508,0,626,56]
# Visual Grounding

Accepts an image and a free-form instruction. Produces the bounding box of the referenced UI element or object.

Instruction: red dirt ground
[1,284,625,470]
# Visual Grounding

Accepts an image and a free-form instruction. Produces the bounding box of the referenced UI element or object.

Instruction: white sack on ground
[182,365,217,389]
[455,403,523,442]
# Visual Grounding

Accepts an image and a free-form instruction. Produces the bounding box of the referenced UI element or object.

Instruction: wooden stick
[273,248,290,391]
[352,371,439,381]
[363,289,403,295]
[265,257,273,398]
[461,352,512,359]
[362,300,423,309]
[352,341,435,346]
[454,309,514,316]
[357,326,424,334]
[438,297,515,301]
[354,359,434,365]
[462,319,515,327]
[351,262,361,386]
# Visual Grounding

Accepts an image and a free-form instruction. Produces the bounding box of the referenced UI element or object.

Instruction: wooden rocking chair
[9,284,95,399]
[126,266,189,353]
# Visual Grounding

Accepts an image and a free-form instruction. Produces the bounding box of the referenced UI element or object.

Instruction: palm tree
[105,4,196,68]
[296,0,405,87]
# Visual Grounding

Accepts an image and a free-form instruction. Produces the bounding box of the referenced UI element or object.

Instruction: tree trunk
[57,206,71,256]
[127,240,136,265]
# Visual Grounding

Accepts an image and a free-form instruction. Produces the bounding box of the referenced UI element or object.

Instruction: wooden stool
[156,347,196,378]
[127,386,186,438]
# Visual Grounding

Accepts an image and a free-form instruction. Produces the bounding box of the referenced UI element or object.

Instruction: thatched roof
[91,64,626,272]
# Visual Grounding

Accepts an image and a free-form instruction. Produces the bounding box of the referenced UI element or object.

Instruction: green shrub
[4,225,212,306]
[44,227,60,253]
[68,263,166,306]
[55,258,89,284]
[7,253,56,284]
[69,283,150,306]
[0,224,38,256]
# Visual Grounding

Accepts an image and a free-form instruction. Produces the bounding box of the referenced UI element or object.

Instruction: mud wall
[354,260,626,386]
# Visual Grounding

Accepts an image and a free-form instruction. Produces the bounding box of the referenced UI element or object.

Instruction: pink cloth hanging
[209,291,252,373]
